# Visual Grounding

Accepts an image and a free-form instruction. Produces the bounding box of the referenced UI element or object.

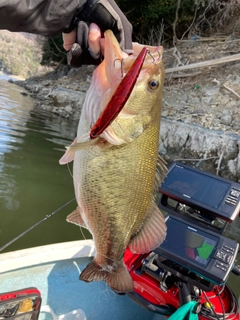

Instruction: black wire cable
[202,291,221,320]
[201,286,239,320]
[216,287,226,320]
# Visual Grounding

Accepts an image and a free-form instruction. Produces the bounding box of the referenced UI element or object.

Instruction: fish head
[97,31,165,144]
[123,43,165,117]
[100,30,165,117]
[81,30,165,145]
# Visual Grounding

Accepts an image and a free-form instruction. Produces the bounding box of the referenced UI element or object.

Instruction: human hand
[63,23,103,68]
[62,0,132,68]
[62,30,76,52]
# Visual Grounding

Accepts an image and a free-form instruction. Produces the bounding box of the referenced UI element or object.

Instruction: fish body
[60,30,166,293]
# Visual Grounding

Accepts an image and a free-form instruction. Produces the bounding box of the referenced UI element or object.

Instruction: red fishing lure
[90,47,148,139]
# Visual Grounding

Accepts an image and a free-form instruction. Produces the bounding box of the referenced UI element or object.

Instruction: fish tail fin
[80,259,108,282]
[80,260,133,293]
[106,263,134,293]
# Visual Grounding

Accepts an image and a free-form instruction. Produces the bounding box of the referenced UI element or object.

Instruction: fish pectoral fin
[59,134,101,165]
[129,202,167,254]
[66,207,87,228]
[59,137,77,165]
[80,259,134,293]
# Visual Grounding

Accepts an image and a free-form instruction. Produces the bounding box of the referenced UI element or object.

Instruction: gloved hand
[66,21,103,68]
[64,0,132,68]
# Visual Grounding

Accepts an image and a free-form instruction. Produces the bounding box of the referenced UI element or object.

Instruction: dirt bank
[15,37,240,181]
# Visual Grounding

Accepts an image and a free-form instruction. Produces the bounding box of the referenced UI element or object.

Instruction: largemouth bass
[60,30,166,293]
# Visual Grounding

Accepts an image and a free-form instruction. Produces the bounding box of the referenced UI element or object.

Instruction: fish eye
[148,79,159,91]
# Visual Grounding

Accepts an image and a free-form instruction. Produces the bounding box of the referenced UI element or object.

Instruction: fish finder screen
[162,217,218,267]
[163,165,230,209]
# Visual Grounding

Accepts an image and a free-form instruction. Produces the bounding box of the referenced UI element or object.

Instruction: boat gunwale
[0,240,95,273]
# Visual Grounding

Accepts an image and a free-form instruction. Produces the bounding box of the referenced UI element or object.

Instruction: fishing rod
[0,198,75,252]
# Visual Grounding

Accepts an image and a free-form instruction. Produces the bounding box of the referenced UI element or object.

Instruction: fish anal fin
[66,207,86,228]
[106,263,134,293]
[129,202,167,254]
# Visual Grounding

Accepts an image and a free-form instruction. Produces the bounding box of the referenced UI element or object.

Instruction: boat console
[146,162,239,287]
[125,162,240,319]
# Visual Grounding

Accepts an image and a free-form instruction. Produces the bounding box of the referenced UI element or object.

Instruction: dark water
[0,74,91,254]
[0,74,239,301]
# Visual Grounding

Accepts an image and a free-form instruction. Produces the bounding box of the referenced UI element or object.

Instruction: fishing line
[0,198,75,252]
[67,162,74,180]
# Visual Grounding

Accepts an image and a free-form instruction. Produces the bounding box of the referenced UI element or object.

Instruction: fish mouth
[103,30,163,74]
[90,31,163,139]
[90,46,148,139]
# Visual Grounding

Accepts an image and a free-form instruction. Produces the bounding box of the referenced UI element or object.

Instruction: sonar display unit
[156,162,240,286]
[159,162,240,221]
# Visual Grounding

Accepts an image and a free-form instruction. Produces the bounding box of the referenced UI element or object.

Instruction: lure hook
[147,49,157,65]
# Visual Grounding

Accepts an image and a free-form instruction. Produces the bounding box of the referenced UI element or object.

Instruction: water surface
[0,75,91,253]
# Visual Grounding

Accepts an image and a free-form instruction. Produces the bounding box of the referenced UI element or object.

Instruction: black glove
[67,21,103,68]
[78,0,132,53]
[65,0,132,68]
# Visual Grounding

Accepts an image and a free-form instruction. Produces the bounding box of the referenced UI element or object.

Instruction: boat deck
[0,241,164,320]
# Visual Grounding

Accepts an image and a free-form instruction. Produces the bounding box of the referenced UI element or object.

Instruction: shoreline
[0,71,26,81]
[12,39,240,181]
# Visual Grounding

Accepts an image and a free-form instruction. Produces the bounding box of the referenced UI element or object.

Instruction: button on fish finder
[230,188,240,198]
[215,249,233,264]
[214,261,228,272]
[223,245,235,252]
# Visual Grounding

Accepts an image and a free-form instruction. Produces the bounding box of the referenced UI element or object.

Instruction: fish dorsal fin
[154,154,168,198]
[66,206,87,228]
[128,155,168,254]
[128,201,167,254]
